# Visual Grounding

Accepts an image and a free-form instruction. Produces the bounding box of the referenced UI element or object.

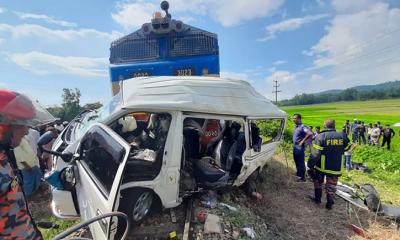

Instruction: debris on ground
[350,224,369,239]
[251,192,263,201]
[351,162,370,173]
[337,183,400,223]
[242,227,256,239]
[218,203,238,212]
[203,214,222,234]
[26,154,399,240]
[196,211,207,223]
[200,191,219,209]
[170,209,177,223]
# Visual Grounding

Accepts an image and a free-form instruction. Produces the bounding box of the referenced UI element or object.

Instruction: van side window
[249,119,284,152]
[80,126,125,196]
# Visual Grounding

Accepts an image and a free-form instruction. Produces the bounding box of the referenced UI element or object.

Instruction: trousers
[381,137,391,150]
[313,170,339,202]
[293,145,305,179]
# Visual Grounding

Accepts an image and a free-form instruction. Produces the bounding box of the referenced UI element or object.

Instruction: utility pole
[272,78,281,104]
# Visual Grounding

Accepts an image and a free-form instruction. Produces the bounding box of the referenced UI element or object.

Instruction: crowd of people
[342,119,396,149]
[291,113,398,210]
[13,120,67,197]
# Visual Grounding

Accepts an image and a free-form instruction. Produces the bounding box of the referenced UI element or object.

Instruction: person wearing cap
[0,89,46,239]
[381,124,395,150]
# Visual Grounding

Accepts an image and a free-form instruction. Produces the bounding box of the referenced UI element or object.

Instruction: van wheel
[121,189,154,225]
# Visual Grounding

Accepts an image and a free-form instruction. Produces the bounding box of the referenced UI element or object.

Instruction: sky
[0,0,399,105]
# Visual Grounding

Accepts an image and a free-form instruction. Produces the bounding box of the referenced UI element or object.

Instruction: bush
[352,145,400,183]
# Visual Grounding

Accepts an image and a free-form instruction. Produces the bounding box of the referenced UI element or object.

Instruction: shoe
[308,195,321,204]
[326,197,334,210]
[326,202,333,210]
[296,177,306,182]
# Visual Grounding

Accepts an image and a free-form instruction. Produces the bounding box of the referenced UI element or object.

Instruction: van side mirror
[41,148,74,163]
[60,152,73,162]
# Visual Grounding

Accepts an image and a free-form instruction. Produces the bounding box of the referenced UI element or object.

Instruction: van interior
[180,117,246,193]
[111,112,172,183]
[111,113,250,193]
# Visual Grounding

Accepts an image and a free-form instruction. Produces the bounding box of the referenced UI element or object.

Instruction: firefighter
[307,119,351,210]
[0,89,50,239]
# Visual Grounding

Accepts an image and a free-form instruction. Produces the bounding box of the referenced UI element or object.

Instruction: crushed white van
[50,76,287,239]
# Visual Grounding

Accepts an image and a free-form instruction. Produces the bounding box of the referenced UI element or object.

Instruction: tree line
[47,88,102,121]
[278,86,400,106]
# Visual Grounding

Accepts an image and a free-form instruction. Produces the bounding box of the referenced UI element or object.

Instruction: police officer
[292,113,313,181]
[0,89,50,239]
[307,119,351,210]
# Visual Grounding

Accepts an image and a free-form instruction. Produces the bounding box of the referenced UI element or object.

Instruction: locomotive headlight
[173,20,184,32]
[142,23,151,34]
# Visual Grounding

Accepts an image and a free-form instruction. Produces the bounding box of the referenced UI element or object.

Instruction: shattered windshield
[74,92,123,140]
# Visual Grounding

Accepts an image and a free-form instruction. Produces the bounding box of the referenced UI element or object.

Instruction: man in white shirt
[14,137,43,196]
[370,124,381,146]
[25,128,40,155]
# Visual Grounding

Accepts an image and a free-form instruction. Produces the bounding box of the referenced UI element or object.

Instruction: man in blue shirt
[37,127,58,171]
[292,114,313,181]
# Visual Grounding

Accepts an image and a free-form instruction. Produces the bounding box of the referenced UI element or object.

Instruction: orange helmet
[0,89,54,126]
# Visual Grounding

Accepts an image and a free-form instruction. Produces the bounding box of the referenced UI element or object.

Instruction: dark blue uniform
[308,129,351,209]
[292,123,309,180]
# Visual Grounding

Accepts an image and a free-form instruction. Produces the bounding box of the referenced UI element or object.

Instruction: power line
[272,79,281,104]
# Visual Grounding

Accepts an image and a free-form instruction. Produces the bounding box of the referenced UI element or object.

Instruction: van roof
[121,76,287,118]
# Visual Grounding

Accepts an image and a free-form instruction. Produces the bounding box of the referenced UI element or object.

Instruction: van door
[75,123,130,240]
[235,118,285,185]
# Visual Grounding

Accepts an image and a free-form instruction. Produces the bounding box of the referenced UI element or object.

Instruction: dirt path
[233,155,399,240]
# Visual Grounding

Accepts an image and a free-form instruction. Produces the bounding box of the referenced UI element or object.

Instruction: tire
[120,189,154,225]
[242,168,260,196]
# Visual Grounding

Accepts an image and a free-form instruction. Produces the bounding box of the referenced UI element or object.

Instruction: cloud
[211,0,284,27]
[310,74,323,82]
[266,70,296,83]
[112,0,284,29]
[258,14,330,41]
[112,1,157,29]
[300,2,400,93]
[0,23,122,58]
[0,7,4,14]
[309,3,400,69]
[273,60,287,65]
[331,0,376,14]
[14,11,77,28]
[8,51,108,77]
[302,49,314,56]
[0,23,119,41]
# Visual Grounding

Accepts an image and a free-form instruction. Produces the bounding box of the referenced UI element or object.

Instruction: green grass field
[282,98,400,128]
[281,98,400,205]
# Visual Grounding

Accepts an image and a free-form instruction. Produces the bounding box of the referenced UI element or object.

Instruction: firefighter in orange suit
[0,89,51,239]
